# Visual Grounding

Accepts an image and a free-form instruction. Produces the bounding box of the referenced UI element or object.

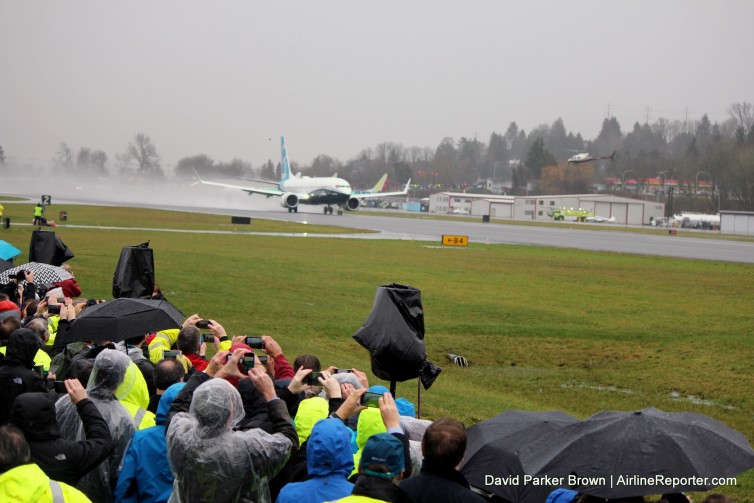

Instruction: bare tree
[126,133,163,177]
[55,143,74,172]
[728,102,754,137]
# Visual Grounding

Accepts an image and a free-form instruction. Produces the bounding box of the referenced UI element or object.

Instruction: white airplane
[195,137,410,215]
[567,151,616,164]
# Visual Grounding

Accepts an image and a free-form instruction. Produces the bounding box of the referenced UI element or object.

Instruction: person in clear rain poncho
[56,348,136,503]
[165,349,298,503]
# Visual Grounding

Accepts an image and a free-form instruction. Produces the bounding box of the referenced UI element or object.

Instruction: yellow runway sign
[442,235,468,247]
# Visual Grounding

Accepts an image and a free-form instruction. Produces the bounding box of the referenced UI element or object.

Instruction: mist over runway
[5,174,754,264]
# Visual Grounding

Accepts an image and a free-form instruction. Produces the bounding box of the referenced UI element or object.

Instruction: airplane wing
[239,176,281,186]
[195,179,284,197]
[353,179,411,200]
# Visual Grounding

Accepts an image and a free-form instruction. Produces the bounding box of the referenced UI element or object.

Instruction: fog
[1,1,753,171]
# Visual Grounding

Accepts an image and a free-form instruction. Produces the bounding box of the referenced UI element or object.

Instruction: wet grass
[2,206,752,500]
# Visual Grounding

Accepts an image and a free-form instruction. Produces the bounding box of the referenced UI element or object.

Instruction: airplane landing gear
[288,207,298,213]
[337,208,343,215]
[324,206,338,215]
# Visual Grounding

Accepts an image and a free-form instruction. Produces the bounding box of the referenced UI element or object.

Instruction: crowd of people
[0,272,740,503]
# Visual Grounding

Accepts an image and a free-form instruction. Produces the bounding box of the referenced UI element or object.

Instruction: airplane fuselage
[280,176,353,205]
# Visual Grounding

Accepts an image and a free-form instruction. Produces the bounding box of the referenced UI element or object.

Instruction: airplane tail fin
[280,136,293,182]
[370,173,388,193]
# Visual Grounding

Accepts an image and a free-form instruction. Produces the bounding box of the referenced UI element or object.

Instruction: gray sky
[2,1,752,171]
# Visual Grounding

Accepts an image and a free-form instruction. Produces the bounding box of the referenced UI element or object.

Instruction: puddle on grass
[669,391,736,410]
[560,384,634,394]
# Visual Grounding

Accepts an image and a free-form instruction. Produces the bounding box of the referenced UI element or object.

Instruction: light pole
[695,170,712,195]
[621,170,634,191]
[657,170,669,201]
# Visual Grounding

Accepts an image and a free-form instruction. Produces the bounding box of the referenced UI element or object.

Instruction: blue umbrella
[0,240,21,261]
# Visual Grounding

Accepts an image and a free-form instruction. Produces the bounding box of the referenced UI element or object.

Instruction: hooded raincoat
[277,418,355,503]
[114,382,186,503]
[166,376,296,503]
[0,328,49,423]
[116,360,156,430]
[10,392,114,486]
[350,408,388,478]
[56,349,136,503]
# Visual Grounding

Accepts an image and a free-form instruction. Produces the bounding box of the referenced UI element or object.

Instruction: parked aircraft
[353,173,388,194]
[567,151,616,164]
[195,137,410,214]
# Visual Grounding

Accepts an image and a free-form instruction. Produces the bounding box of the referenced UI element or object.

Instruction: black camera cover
[353,283,441,388]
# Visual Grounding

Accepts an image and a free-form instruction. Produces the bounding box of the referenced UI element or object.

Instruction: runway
[7,182,754,264]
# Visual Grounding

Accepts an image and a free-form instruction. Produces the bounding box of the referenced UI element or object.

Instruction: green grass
[1,204,752,501]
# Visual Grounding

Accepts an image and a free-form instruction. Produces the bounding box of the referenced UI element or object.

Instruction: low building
[429,191,664,225]
[720,211,754,236]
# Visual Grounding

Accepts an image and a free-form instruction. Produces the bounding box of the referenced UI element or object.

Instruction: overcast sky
[1,1,752,171]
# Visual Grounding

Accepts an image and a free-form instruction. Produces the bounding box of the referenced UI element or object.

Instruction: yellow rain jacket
[349,408,387,478]
[0,463,92,502]
[293,396,329,446]
[116,360,156,430]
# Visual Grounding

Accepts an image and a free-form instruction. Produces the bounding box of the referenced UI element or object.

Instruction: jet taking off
[567,151,616,164]
[195,137,410,214]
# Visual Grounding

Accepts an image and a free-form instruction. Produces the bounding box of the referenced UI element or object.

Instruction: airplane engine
[281,193,299,209]
[344,197,360,211]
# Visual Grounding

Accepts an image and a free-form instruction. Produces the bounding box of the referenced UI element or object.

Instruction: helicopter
[567,151,616,164]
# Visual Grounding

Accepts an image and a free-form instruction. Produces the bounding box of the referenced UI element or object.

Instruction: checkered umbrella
[0,261,74,285]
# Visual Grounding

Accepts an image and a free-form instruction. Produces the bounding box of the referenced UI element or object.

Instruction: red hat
[0,300,22,321]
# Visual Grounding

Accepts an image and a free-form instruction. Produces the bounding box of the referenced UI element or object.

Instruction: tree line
[1,102,752,211]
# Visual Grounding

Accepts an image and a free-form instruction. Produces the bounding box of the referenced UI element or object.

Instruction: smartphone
[47,305,61,315]
[54,381,67,393]
[303,371,322,385]
[201,333,215,344]
[163,350,181,360]
[360,391,384,408]
[196,320,210,329]
[335,368,354,374]
[244,337,265,349]
[241,355,256,372]
[56,297,66,303]
[257,355,268,366]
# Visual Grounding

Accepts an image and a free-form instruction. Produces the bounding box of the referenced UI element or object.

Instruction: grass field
[2,200,753,501]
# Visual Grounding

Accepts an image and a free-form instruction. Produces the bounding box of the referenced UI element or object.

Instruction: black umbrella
[461,410,579,503]
[63,298,185,344]
[519,407,754,498]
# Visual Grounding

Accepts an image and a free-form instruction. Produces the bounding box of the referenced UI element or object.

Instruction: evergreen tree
[525,137,557,178]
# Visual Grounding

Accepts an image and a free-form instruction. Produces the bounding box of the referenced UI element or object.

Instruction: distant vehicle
[194,137,409,215]
[585,215,616,224]
[550,208,592,222]
[567,151,616,164]
[451,208,470,215]
[673,212,720,229]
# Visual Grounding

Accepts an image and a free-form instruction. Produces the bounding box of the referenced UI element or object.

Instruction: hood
[294,397,329,445]
[156,382,186,424]
[6,329,40,368]
[307,418,355,477]
[116,360,150,409]
[10,392,60,441]
[351,407,387,477]
[189,378,245,438]
[87,349,130,399]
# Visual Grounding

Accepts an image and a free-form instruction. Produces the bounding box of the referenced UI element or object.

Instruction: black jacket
[400,460,487,503]
[351,474,414,503]
[10,392,115,485]
[0,329,47,424]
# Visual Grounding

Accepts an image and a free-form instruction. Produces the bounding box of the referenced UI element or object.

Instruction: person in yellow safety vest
[33,203,44,226]
[148,315,233,364]
[116,360,156,431]
[41,288,78,347]
[0,202,4,219]
[0,424,92,503]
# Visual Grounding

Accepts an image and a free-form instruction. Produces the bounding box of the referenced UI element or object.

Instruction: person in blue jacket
[114,381,186,503]
[276,417,355,503]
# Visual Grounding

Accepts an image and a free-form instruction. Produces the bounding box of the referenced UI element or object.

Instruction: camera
[57,297,66,303]
[196,320,210,329]
[359,391,383,408]
[47,305,61,315]
[201,333,215,344]
[302,371,322,385]
[257,355,268,366]
[163,350,181,360]
[54,381,67,393]
[14,270,28,281]
[244,337,265,349]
